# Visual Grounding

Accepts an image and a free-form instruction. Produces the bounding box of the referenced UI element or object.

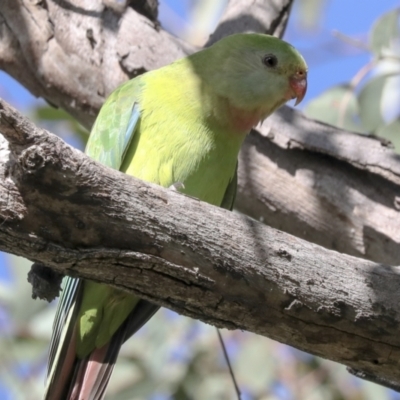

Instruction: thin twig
[337,59,376,128]
[216,328,241,400]
[336,52,400,128]
[331,30,369,51]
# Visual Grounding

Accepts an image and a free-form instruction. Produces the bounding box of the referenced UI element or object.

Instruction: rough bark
[1,98,400,388]
[238,108,400,266]
[0,0,289,128]
[1,0,399,268]
[206,0,294,44]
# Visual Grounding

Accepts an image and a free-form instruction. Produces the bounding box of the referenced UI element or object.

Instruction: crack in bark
[1,0,400,391]
[268,0,293,35]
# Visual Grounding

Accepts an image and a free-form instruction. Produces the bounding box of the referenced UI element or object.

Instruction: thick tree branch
[1,98,400,387]
[0,0,288,127]
[238,108,400,266]
[207,0,294,44]
[1,0,399,267]
[0,0,191,126]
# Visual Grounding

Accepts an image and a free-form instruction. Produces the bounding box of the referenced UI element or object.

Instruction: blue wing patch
[121,103,140,167]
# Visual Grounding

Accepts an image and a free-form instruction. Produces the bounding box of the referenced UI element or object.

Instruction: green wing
[46,74,238,398]
[46,77,148,397]
[85,78,144,169]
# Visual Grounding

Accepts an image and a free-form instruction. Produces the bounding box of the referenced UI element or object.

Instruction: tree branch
[0,0,290,127]
[1,98,400,387]
[238,108,400,266]
[2,0,399,268]
[206,0,294,45]
[0,0,192,127]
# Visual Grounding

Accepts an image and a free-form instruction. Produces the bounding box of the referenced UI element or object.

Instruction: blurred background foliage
[305,7,400,151]
[0,1,400,399]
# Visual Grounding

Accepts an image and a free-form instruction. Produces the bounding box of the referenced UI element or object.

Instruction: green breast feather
[78,64,241,356]
[45,33,307,400]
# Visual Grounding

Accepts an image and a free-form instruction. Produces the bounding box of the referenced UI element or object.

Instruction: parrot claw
[169,182,185,192]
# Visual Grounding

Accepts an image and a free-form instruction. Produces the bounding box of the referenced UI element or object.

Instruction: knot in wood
[20,145,46,173]
[27,262,63,302]
[277,248,292,261]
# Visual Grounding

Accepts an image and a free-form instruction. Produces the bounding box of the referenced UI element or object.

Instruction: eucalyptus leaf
[358,72,400,132]
[304,85,364,133]
[370,8,400,57]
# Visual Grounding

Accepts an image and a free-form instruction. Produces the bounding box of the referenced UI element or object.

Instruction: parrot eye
[262,54,278,68]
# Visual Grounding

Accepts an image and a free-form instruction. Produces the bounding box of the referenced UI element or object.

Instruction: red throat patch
[229,105,265,133]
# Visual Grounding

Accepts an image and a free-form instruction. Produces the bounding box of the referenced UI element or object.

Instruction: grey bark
[1,98,400,388]
[1,0,398,267]
[238,108,400,266]
[1,0,400,390]
[0,0,289,128]
[206,0,293,44]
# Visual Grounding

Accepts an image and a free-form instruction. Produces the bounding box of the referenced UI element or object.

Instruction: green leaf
[304,85,365,133]
[358,71,400,132]
[373,59,400,123]
[370,8,400,57]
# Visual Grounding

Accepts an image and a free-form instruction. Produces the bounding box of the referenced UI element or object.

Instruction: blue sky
[285,0,400,105]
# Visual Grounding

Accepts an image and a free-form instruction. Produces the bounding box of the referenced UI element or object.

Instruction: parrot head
[195,33,308,129]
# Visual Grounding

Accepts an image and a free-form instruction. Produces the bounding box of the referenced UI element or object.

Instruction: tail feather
[123,300,159,341]
[44,280,81,400]
[45,288,159,400]
[45,326,78,400]
[66,302,155,400]
[69,344,110,400]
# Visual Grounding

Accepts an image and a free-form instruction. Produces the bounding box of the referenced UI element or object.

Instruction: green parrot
[44,33,307,400]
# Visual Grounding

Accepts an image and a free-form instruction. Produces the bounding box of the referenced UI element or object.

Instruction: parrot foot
[169,182,185,192]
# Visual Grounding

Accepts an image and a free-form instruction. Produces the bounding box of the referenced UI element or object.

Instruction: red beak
[289,72,307,106]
